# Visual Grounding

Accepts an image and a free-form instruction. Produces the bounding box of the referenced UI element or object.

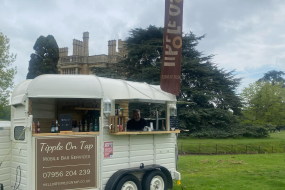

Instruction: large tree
[92,26,243,133]
[26,35,59,79]
[258,70,285,85]
[0,31,16,117]
[241,81,285,126]
[93,26,164,84]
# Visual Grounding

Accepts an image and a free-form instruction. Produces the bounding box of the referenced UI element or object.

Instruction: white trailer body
[0,75,180,190]
[0,121,12,190]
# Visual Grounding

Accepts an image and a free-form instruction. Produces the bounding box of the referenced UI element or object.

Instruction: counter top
[109,129,180,135]
[33,131,99,136]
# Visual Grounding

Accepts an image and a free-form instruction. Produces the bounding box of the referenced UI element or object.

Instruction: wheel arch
[105,164,173,190]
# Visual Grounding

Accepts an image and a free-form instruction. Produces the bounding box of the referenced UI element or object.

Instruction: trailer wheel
[115,174,142,190]
[142,170,167,190]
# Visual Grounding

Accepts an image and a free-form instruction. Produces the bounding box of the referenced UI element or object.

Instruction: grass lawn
[173,154,285,190]
[178,132,285,154]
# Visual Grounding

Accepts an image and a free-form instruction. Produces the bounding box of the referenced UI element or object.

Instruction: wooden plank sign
[160,0,184,95]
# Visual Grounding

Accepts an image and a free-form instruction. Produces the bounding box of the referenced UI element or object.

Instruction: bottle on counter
[94,119,99,131]
[37,121,40,133]
[51,120,55,133]
[32,122,36,134]
[79,120,83,132]
[115,104,119,116]
[55,120,59,133]
[119,108,123,117]
[84,119,88,132]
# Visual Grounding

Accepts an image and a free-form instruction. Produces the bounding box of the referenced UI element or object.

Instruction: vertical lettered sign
[161,0,184,96]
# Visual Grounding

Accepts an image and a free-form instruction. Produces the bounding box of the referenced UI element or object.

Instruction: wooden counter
[109,129,180,135]
[33,131,99,136]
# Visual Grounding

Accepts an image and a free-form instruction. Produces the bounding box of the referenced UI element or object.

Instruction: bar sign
[161,0,184,96]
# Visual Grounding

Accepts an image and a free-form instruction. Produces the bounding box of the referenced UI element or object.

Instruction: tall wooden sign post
[161,0,184,96]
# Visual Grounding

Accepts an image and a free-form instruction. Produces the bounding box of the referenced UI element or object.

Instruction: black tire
[115,174,142,190]
[142,170,168,190]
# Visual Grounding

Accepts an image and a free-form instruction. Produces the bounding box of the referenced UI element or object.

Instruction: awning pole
[156,110,159,130]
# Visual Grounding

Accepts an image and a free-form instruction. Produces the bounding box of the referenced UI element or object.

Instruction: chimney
[83,32,89,56]
[118,39,124,53]
[108,40,111,55]
[112,40,117,55]
[76,40,80,55]
[73,39,76,55]
[111,40,114,55]
[65,47,68,56]
[80,41,83,56]
[63,47,68,56]
[59,47,68,57]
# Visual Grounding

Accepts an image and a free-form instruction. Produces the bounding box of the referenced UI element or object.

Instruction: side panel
[0,124,12,190]
[101,124,176,189]
[10,104,28,190]
[155,134,176,175]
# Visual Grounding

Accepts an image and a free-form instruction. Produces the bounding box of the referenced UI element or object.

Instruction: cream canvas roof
[11,75,176,105]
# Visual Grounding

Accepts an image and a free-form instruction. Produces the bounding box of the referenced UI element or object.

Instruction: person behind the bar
[127,109,148,131]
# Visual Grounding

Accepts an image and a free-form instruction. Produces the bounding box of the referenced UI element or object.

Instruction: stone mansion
[57,32,127,75]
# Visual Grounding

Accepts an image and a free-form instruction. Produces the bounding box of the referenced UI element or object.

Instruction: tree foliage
[241,81,285,127]
[0,106,11,120]
[26,35,59,79]
[0,31,16,117]
[92,26,243,135]
[93,26,164,84]
[258,70,285,85]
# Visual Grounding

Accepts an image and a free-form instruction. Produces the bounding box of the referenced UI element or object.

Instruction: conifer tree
[27,35,59,79]
[92,26,242,134]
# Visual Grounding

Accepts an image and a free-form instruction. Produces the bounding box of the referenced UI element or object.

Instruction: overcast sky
[1,0,284,92]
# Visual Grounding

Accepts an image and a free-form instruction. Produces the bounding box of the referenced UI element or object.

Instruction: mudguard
[105,164,173,190]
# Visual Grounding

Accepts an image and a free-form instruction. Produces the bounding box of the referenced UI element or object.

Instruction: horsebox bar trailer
[0,74,181,190]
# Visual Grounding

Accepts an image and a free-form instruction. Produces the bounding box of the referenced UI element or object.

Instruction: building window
[71,69,76,74]
[61,69,78,75]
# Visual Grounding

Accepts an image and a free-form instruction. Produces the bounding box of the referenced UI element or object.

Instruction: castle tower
[79,41,83,56]
[108,40,111,55]
[118,39,125,54]
[112,40,116,55]
[108,40,117,55]
[73,39,77,55]
[59,47,68,57]
[83,32,89,56]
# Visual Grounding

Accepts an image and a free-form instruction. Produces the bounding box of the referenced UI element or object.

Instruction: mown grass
[173,154,285,190]
[178,132,285,154]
